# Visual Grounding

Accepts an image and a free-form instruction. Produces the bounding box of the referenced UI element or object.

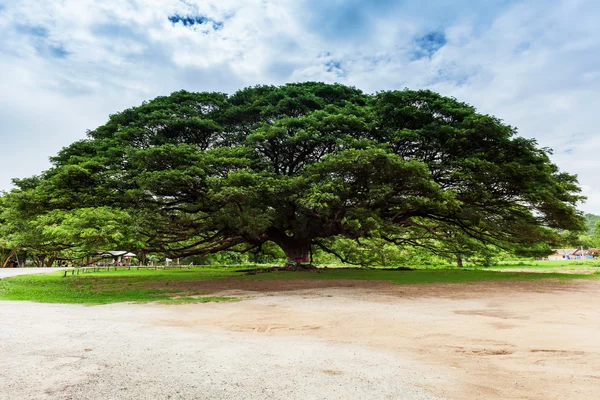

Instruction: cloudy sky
[0,0,598,212]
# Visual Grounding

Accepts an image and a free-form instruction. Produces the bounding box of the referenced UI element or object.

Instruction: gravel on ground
[1,278,599,399]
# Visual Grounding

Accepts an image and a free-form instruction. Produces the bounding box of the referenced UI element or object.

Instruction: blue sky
[1,0,599,212]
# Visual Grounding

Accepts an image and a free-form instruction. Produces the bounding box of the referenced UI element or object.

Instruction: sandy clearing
[0,301,444,400]
[1,278,599,399]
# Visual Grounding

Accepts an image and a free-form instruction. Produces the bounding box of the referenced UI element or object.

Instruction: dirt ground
[1,278,599,399]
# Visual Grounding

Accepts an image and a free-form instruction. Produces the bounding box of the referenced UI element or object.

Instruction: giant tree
[6,83,585,267]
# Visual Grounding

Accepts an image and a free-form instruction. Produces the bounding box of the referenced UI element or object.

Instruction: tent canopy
[98,251,137,257]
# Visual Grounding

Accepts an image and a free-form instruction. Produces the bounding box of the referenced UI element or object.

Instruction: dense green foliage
[585,213,600,234]
[0,82,585,266]
[553,214,600,250]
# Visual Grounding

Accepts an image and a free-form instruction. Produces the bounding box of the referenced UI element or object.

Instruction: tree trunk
[456,254,463,268]
[33,256,43,268]
[274,237,312,268]
[379,249,387,267]
[2,249,18,268]
[39,255,57,268]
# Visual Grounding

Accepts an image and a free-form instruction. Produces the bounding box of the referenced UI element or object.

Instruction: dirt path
[1,278,599,399]
[0,268,65,279]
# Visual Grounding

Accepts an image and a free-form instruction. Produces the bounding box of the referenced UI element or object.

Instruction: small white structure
[98,251,137,263]
[547,249,592,260]
[547,249,576,260]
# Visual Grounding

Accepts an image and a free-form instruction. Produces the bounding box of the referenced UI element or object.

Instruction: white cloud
[0,0,598,213]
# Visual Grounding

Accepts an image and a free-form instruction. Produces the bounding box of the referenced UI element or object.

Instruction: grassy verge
[483,260,599,275]
[0,266,597,304]
[245,268,598,284]
[0,268,239,304]
[491,260,598,267]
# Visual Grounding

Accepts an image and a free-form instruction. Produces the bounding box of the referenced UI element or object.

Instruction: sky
[0,0,599,213]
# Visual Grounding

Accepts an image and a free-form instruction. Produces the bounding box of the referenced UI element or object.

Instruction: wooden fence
[62,265,192,277]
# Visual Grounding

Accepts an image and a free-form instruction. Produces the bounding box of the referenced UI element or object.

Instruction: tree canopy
[2,82,585,266]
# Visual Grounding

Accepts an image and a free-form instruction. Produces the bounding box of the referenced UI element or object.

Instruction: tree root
[236,264,320,275]
[378,267,414,271]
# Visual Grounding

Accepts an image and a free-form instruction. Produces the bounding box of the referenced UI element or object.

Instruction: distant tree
[558,229,594,249]
[0,196,18,267]
[584,213,600,234]
[592,220,600,248]
[4,83,585,268]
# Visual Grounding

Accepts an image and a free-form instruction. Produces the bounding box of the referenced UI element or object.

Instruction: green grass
[0,266,597,305]
[0,268,239,305]
[244,268,598,284]
[492,259,599,267]
[484,260,599,275]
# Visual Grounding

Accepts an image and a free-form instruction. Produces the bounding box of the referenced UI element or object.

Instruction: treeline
[1,207,597,268]
[557,213,600,249]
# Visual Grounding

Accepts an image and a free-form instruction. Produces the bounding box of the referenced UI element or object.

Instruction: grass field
[1,264,598,304]
[487,259,599,275]
[492,259,598,267]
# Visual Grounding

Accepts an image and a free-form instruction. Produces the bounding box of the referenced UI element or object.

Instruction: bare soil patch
[1,278,599,399]
[152,278,600,400]
[144,277,395,292]
[106,274,593,298]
